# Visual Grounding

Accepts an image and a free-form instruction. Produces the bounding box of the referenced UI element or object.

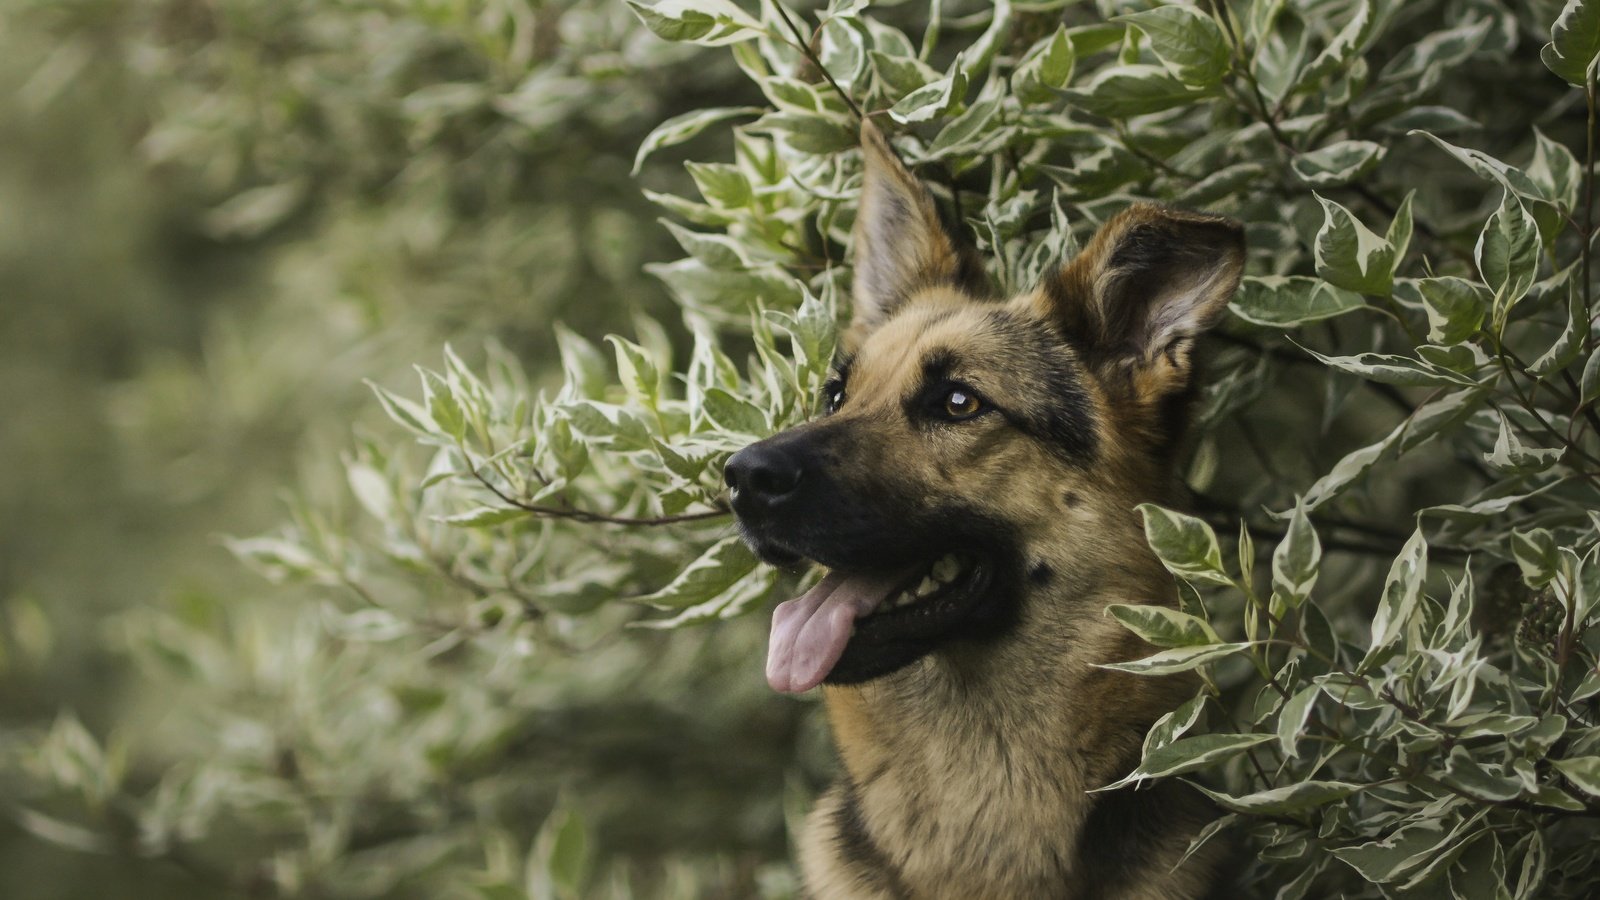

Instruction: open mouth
[766,552,991,693]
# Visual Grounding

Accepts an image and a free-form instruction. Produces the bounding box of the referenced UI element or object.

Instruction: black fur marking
[834,779,910,898]
[980,309,1098,462]
[833,353,854,385]
[1028,563,1053,586]
[920,347,959,386]
[1077,769,1222,900]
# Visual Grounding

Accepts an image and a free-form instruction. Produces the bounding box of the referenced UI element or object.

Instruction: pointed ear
[1040,203,1245,402]
[847,120,984,348]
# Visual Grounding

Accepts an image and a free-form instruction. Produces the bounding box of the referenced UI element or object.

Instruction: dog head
[727,122,1245,692]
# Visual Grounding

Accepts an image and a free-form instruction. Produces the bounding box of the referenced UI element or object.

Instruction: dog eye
[941,386,984,420]
[823,379,846,414]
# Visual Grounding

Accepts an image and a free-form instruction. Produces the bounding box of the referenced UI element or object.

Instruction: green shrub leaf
[1137,504,1232,586]
[1116,6,1231,88]
[1541,0,1600,85]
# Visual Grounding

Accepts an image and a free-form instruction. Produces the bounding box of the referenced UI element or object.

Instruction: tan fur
[782,123,1245,900]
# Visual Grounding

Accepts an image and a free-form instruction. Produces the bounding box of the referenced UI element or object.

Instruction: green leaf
[202,180,307,239]
[439,506,530,528]
[662,221,753,270]
[1105,604,1220,648]
[1177,161,1271,206]
[1529,279,1587,376]
[424,373,468,440]
[1556,757,1600,796]
[1144,690,1208,754]
[1302,345,1486,388]
[1230,276,1365,327]
[1100,733,1274,790]
[1013,27,1075,103]
[526,804,589,900]
[1196,780,1360,815]
[605,336,661,410]
[1529,128,1582,211]
[554,324,610,402]
[1542,0,1600,85]
[1332,818,1460,884]
[750,111,856,154]
[1581,347,1600,406]
[1364,529,1427,666]
[870,50,941,98]
[225,536,326,582]
[1411,132,1565,250]
[1035,148,1148,199]
[1115,6,1231,87]
[1300,389,1481,510]
[1511,528,1560,587]
[1484,411,1565,474]
[819,16,867,88]
[684,161,753,208]
[702,387,769,436]
[367,380,435,437]
[635,536,758,609]
[1277,684,1320,758]
[637,567,775,628]
[925,98,1002,159]
[887,53,969,124]
[1477,191,1541,330]
[961,0,1013,75]
[1299,0,1392,90]
[1137,504,1231,586]
[1291,140,1386,187]
[647,258,804,319]
[1097,642,1252,675]
[329,608,411,642]
[1060,64,1208,118]
[1313,195,1399,296]
[632,107,761,175]
[626,0,761,47]
[1271,499,1321,604]
[1443,747,1525,801]
[1403,277,1489,345]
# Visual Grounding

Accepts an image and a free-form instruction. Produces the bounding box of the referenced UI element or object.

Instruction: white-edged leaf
[1195,780,1360,815]
[1115,6,1231,87]
[1231,276,1365,327]
[1542,0,1600,85]
[1105,604,1220,648]
[1137,504,1231,585]
[1097,642,1252,675]
[634,536,758,609]
[1099,733,1274,791]
[631,107,762,175]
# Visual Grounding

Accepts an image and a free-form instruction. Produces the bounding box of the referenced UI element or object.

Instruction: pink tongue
[767,566,917,694]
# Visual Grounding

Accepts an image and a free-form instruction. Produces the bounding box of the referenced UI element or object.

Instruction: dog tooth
[932,556,960,582]
[916,576,938,597]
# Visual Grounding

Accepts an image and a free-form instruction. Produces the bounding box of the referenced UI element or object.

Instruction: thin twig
[768,0,864,122]
[1584,70,1596,356]
[470,465,730,526]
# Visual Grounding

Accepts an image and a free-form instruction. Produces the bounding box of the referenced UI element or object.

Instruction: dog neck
[816,559,1205,898]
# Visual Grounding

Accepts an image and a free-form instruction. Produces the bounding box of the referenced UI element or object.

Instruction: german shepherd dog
[724,122,1245,899]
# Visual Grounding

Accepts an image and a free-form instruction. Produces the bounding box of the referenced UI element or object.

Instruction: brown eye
[944,388,982,418]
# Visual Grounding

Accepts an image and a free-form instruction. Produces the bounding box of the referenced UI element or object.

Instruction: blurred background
[0,1,824,896]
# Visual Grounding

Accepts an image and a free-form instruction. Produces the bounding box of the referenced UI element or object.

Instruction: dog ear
[1039,203,1245,403]
[847,121,983,348]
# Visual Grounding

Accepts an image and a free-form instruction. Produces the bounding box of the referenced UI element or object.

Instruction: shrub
[9,0,1600,897]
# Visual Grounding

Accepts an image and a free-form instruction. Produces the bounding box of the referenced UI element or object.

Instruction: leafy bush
[9,0,1600,897]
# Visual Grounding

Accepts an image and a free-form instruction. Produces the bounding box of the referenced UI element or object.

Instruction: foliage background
[3,0,1600,898]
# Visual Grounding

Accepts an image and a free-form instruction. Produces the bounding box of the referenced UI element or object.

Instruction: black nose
[724,442,803,508]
